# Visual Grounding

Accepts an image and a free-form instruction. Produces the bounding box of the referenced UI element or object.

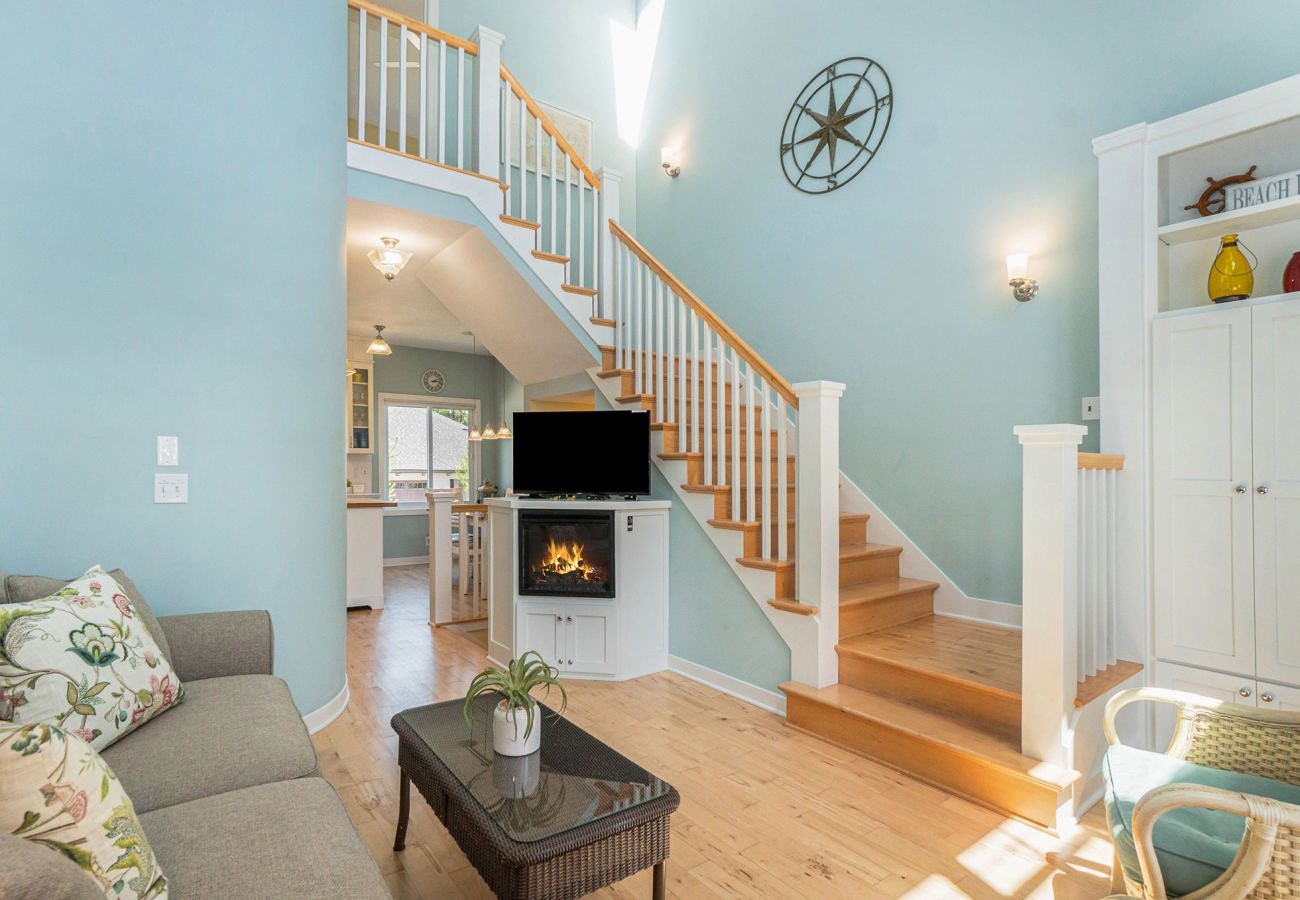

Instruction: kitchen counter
[347,498,397,509]
[346,498,394,608]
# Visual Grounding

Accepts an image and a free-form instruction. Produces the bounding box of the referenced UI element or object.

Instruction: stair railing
[1014,425,1126,765]
[346,1,482,171]
[499,66,601,295]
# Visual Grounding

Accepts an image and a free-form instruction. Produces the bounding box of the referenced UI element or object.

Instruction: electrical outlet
[154,473,189,504]
[1082,397,1101,421]
[157,435,179,466]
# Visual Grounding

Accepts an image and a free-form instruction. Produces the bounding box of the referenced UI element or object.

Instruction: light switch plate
[154,473,189,504]
[1082,397,1101,421]
[157,435,179,466]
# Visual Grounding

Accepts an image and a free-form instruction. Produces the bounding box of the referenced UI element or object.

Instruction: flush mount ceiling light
[368,236,411,282]
[366,324,393,356]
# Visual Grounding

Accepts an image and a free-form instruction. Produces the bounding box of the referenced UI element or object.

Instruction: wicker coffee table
[391,695,680,899]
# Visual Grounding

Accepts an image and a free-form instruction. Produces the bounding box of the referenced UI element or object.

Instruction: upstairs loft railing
[345,0,601,294]
[610,220,798,563]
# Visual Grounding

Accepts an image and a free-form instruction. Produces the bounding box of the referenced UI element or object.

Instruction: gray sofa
[0,569,389,900]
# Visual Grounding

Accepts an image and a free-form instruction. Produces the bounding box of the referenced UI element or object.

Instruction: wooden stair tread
[767,598,817,616]
[589,316,614,327]
[532,249,568,264]
[736,555,793,571]
[779,681,1076,790]
[566,284,599,297]
[840,576,940,606]
[1075,660,1144,708]
[837,615,1021,698]
[499,214,540,230]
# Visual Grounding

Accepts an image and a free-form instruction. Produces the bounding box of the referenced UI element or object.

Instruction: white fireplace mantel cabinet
[485,498,670,681]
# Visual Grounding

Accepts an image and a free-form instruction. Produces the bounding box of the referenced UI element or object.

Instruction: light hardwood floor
[314,566,1114,899]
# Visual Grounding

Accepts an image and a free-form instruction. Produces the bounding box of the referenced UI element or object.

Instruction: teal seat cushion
[1104,744,1300,895]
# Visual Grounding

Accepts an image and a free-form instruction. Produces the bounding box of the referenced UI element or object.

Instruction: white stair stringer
[589,366,821,691]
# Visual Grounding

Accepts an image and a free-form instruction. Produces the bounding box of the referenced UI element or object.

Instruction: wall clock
[421,369,445,394]
[780,57,893,194]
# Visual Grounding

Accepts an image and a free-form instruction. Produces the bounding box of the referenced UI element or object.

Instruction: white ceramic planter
[492,700,541,757]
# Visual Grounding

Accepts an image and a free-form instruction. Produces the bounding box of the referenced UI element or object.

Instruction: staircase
[342,0,1144,833]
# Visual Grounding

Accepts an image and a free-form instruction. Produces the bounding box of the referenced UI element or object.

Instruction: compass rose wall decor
[780,57,892,194]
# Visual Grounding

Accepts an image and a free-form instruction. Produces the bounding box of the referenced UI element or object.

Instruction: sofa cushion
[101,674,317,813]
[0,566,184,753]
[1104,743,1300,895]
[141,778,388,899]
[0,724,169,899]
[0,833,105,900]
[4,568,172,664]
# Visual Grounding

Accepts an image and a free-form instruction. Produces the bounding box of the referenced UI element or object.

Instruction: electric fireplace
[518,510,615,598]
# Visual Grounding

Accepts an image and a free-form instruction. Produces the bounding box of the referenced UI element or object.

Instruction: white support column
[426,491,454,625]
[1014,423,1086,767]
[793,380,844,687]
[598,167,622,319]
[469,26,504,178]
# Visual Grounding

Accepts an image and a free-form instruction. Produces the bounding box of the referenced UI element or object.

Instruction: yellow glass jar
[1208,233,1254,303]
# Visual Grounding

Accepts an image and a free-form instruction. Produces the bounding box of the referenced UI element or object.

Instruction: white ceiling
[347,197,485,355]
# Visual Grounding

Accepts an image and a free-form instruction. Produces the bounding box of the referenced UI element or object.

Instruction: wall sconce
[660,146,680,178]
[1006,253,1038,302]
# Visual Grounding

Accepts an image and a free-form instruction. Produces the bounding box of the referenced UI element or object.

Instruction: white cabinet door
[617,513,668,673]
[1257,680,1300,712]
[518,605,564,671]
[1153,308,1255,674]
[1153,661,1256,750]
[1252,299,1300,686]
[565,606,616,676]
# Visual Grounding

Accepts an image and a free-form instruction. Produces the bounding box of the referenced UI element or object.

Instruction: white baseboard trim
[667,655,787,716]
[384,555,429,567]
[938,595,1023,628]
[303,677,350,735]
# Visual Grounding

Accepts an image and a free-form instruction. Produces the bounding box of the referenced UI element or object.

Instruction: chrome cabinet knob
[1262,692,1276,703]
[1258,484,1271,495]
[1235,483,1248,494]
[1239,687,1253,698]
[556,615,562,622]
[568,659,574,665]
[566,616,573,622]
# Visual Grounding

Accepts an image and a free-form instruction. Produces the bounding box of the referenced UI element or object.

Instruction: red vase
[1285,252,1300,293]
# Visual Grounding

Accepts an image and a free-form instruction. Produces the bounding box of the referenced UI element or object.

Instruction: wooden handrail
[1078,452,1124,470]
[499,64,601,191]
[348,0,479,56]
[609,220,799,408]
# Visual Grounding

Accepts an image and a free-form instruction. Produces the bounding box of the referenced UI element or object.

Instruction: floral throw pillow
[0,566,183,751]
[0,723,168,898]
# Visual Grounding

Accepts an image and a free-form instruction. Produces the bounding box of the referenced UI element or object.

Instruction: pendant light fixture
[366,325,393,356]
[467,332,483,442]
[368,236,411,282]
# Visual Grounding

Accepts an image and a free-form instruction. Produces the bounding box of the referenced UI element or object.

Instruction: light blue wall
[372,344,523,558]
[0,3,347,713]
[633,0,1300,605]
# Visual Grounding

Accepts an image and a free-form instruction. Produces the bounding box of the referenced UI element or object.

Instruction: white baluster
[590,183,599,288]
[655,279,663,423]
[681,296,691,447]
[666,288,675,434]
[1094,472,1106,673]
[377,17,388,147]
[456,46,464,167]
[516,96,525,217]
[563,158,572,258]
[398,25,408,151]
[418,33,428,158]
[731,351,740,520]
[761,380,772,559]
[778,394,789,561]
[496,79,504,181]
[1106,469,1118,668]
[715,336,725,494]
[634,260,643,395]
[703,327,713,485]
[356,10,367,140]
[533,116,541,234]
[746,366,756,521]
[549,137,557,254]
[1077,471,1089,681]
[690,309,699,455]
[578,181,585,288]
[613,242,622,372]
[438,41,447,163]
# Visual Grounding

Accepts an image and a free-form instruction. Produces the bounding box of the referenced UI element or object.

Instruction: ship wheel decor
[779,57,893,194]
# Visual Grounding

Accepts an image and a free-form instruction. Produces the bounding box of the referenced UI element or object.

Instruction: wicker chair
[1103,687,1300,898]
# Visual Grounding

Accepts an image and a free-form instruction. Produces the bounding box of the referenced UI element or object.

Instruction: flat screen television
[511,411,651,496]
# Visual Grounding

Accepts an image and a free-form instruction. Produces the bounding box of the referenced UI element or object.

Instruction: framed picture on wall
[505,99,594,175]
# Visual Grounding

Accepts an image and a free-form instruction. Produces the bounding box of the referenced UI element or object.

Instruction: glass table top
[395,695,675,843]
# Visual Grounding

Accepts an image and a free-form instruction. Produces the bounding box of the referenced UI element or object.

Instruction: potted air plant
[464,651,567,757]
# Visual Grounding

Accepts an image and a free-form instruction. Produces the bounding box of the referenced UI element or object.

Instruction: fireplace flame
[539,538,599,581]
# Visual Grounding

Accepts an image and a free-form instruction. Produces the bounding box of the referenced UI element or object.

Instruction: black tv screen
[512,411,651,496]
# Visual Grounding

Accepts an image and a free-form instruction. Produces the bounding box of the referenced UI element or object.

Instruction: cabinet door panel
[1257,681,1300,712]
[518,606,563,671]
[1153,661,1256,750]
[567,607,616,676]
[1153,309,1255,673]
[1252,300,1300,685]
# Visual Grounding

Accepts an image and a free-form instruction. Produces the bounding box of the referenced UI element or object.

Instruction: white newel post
[426,491,454,625]
[1014,424,1085,767]
[598,168,622,320]
[794,381,845,687]
[469,26,504,178]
